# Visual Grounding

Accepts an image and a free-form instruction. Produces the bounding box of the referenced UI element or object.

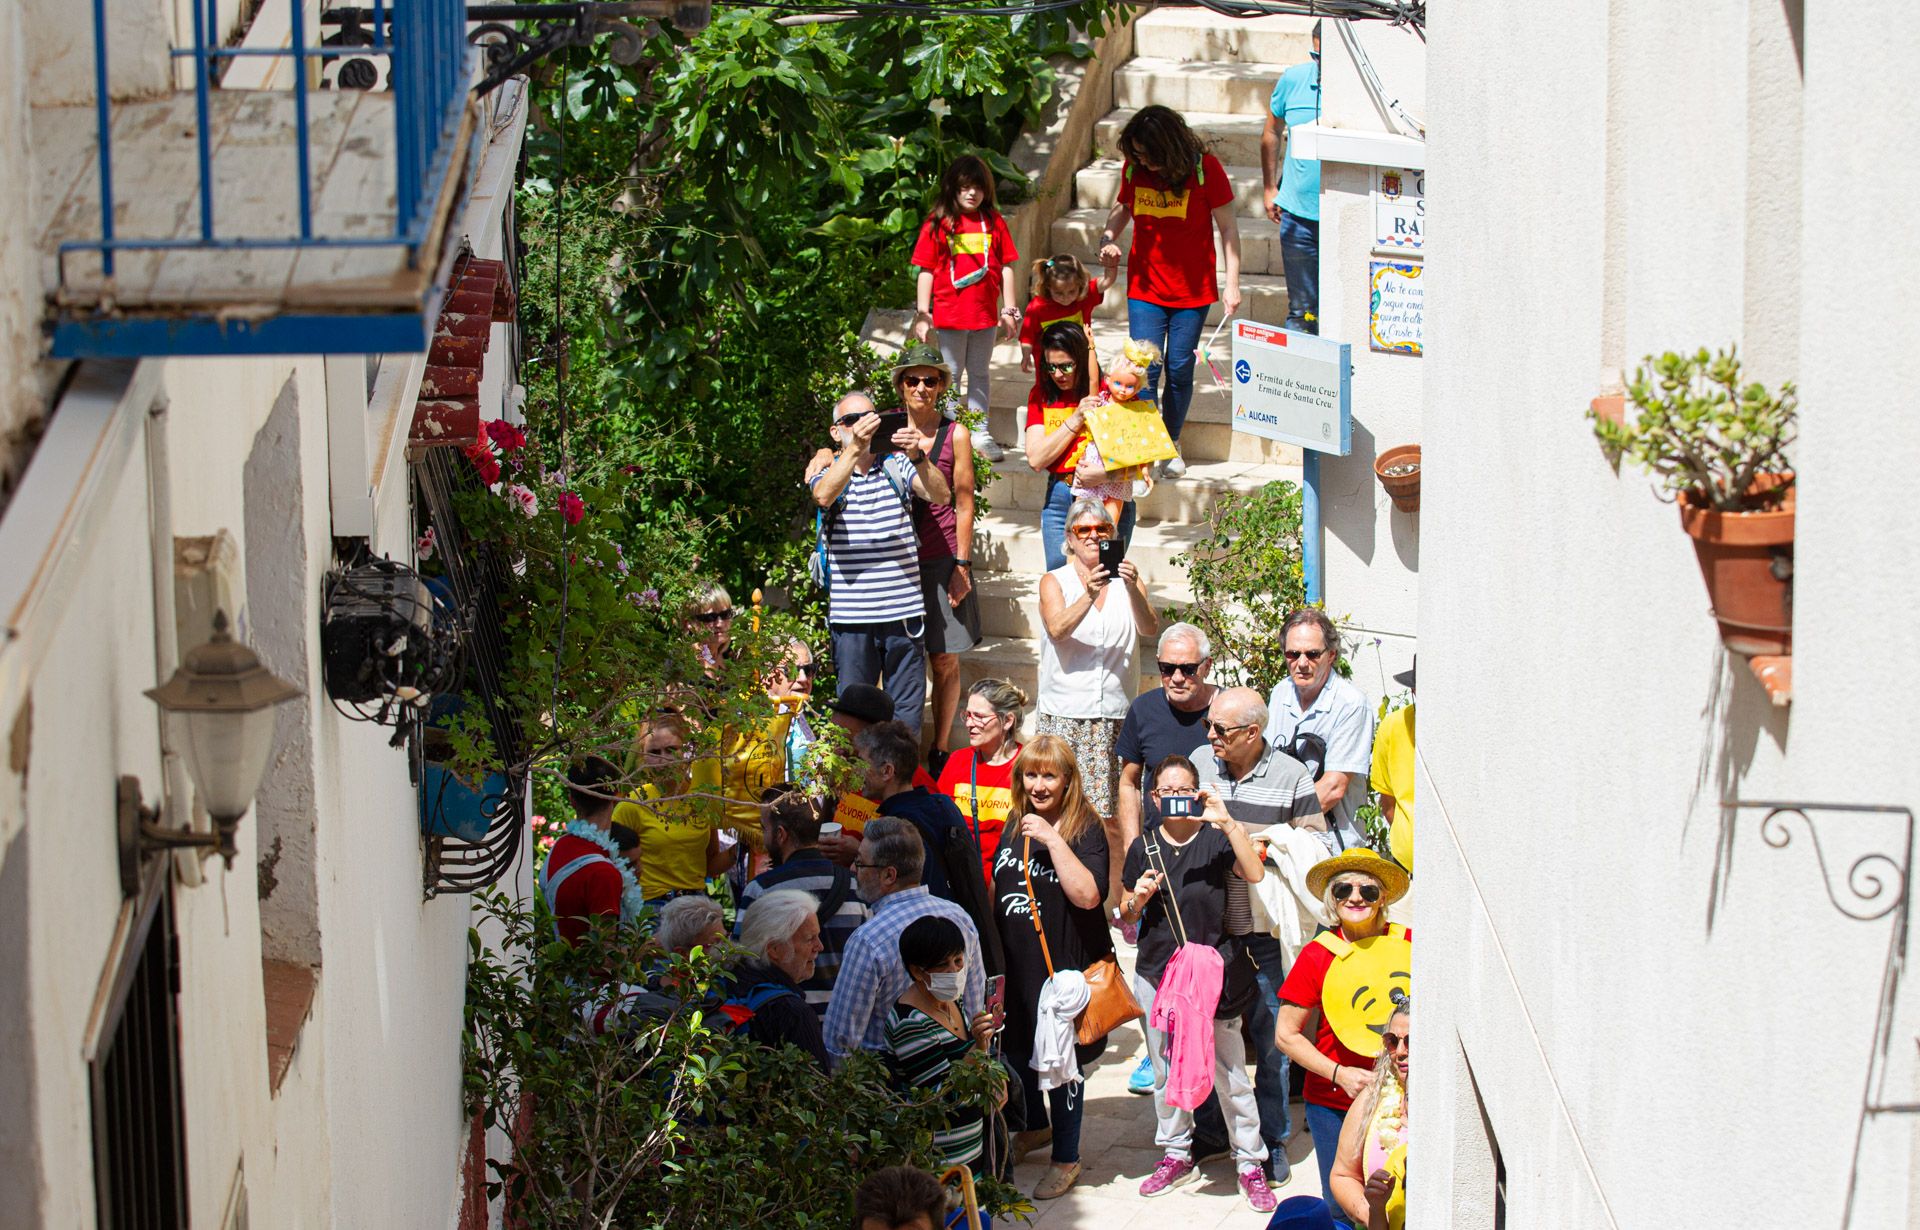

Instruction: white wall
[1418,1,1918,1226]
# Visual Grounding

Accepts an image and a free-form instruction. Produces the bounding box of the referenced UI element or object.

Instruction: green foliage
[463,891,1027,1228]
[1170,481,1308,691]
[1591,346,1797,511]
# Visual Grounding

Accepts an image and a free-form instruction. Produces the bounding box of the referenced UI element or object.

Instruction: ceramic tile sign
[1369,260,1424,357]
[1373,167,1425,252]
[1230,321,1352,456]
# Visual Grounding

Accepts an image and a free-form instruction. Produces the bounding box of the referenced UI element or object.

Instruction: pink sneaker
[1239,1166,1278,1213]
[1140,1155,1198,1197]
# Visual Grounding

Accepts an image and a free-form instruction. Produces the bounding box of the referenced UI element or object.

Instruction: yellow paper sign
[1086,398,1178,469]
[832,792,881,835]
[1319,931,1413,1055]
[1041,404,1089,470]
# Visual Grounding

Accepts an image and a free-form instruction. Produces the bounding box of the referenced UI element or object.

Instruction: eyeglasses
[962,710,1000,726]
[1331,880,1383,903]
[1044,361,1077,374]
[1068,525,1114,540]
[1380,1031,1409,1052]
[1283,648,1326,662]
[1204,720,1256,738]
[693,608,735,624]
[1158,661,1203,678]
[900,374,943,388]
[851,860,889,872]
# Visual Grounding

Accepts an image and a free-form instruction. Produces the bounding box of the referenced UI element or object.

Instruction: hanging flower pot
[1374,444,1421,513]
[1678,474,1794,656]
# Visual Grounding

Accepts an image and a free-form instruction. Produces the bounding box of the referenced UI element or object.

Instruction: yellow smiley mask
[1314,924,1412,1054]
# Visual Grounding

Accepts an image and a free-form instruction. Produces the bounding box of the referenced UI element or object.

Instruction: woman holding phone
[1035,497,1158,899]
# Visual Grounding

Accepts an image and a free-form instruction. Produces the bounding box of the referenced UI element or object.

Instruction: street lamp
[140,610,303,869]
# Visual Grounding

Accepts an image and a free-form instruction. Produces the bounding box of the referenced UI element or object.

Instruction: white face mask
[925,968,966,1002]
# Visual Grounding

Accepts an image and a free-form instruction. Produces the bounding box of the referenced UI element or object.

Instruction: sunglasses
[693,608,735,624]
[1044,361,1077,374]
[1069,525,1114,540]
[791,661,817,676]
[1284,648,1326,662]
[900,374,943,388]
[1380,1030,1409,1052]
[1158,661,1203,678]
[1331,880,1383,903]
[834,412,871,427]
[1204,720,1256,738]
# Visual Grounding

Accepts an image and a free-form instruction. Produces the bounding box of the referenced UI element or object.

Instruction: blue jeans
[1192,939,1292,1165]
[830,619,926,733]
[1279,211,1320,334]
[1040,474,1137,573]
[1014,1060,1084,1164]
[1306,1101,1356,1229]
[1126,298,1207,441]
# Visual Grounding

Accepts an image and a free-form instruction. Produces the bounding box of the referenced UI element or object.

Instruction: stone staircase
[862,7,1316,738]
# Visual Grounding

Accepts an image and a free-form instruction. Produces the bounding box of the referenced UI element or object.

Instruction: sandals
[1033,1161,1081,1201]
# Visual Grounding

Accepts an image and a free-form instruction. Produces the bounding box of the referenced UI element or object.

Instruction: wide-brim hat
[1264,1195,1338,1230]
[1306,847,1411,905]
[889,341,952,382]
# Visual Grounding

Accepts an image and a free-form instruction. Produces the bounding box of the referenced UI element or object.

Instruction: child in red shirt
[1018,253,1118,389]
[911,155,1020,461]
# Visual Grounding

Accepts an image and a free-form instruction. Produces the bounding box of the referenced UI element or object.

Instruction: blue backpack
[809,449,918,592]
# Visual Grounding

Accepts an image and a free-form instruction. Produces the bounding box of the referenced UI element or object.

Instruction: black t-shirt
[990,818,1113,1059]
[1115,688,1212,825]
[1123,825,1256,1019]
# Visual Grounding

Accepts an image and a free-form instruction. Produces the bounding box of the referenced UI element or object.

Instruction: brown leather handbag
[1023,834,1143,1045]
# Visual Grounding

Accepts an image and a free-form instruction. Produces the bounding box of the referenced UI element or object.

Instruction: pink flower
[484,419,527,452]
[506,483,539,518]
[558,491,586,525]
[415,526,436,560]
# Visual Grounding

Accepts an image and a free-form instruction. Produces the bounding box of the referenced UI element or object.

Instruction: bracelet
[1331,1064,1341,1084]
[953,558,972,568]
[1001,307,1020,319]
[1099,233,1114,245]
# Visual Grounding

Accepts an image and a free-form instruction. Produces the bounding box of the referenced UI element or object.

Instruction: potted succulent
[1591,347,1797,655]
[1373,444,1421,513]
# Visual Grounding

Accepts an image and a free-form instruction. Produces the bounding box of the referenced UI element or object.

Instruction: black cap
[831,684,896,726]
[1393,657,1416,689]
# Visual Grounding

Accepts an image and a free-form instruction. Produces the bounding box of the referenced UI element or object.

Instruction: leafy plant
[1169,480,1308,691]
[1591,346,1797,511]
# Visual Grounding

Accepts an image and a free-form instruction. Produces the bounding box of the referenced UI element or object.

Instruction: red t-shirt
[1278,925,1415,1112]
[1024,387,1092,476]
[1020,287,1104,351]
[1121,154,1235,309]
[542,833,625,947]
[936,745,1022,887]
[911,211,1019,331]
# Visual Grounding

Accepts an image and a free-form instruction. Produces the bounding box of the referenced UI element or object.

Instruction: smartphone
[868,411,910,456]
[1097,536,1126,575]
[986,974,1007,1028]
[1160,793,1197,819]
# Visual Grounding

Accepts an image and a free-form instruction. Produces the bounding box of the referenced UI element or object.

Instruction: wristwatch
[953,558,972,569]
[1099,232,1115,246]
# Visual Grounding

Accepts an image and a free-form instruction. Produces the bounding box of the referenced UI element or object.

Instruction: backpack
[716,980,802,1034]
[809,453,915,592]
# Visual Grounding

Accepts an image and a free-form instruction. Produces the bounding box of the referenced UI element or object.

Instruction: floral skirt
[1035,712,1122,816]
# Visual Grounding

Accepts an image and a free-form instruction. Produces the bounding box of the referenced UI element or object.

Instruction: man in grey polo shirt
[1191,685,1323,1182]
[1263,608,1373,852]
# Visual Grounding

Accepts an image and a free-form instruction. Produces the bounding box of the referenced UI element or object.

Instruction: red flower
[557,491,586,525]
[464,441,502,484]
[484,419,528,452]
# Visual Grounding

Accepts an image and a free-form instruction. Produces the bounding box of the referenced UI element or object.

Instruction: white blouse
[1037,562,1137,720]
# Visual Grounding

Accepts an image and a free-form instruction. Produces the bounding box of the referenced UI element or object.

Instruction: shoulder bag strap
[1142,833,1190,950]
[815,865,854,926]
[1021,834,1057,979]
[965,754,982,849]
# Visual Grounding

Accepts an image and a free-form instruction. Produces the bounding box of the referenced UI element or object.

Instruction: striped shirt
[823,887,985,1059]
[885,1004,984,1166]
[735,852,871,1017]
[813,454,923,625]
[1192,742,1328,932]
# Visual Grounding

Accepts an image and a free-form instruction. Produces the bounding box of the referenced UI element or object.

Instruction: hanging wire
[549,62,572,745]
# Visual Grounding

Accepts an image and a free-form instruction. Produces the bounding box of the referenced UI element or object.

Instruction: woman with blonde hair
[989,735,1115,1201]
[1328,991,1410,1230]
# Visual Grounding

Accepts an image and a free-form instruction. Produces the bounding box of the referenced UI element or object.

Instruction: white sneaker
[1161,450,1187,479]
[971,429,1005,462]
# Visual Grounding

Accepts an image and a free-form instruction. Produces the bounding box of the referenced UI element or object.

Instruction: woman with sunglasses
[1037,498,1158,900]
[1275,849,1412,1230]
[683,579,737,677]
[936,677,1028,887]
[1328,991,1411,1230]
[1023,321,1137,572]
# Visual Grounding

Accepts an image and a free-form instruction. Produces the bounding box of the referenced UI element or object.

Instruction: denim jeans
[1278,211,1320,334]
[1012,1055,1084,1164]
[1040,474,1138,573]
[830,619,926,733]
[1126,299,1207,441]
[1306,1101,1356,1229]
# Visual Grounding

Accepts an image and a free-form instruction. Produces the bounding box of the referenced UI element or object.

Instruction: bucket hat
[1264,1195,1338,1230]
[1306,847,1411,905]
[890,341,952,383]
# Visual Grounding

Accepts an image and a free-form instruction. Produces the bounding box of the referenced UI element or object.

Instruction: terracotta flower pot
[1677,474,1795,656]
[1374,444,1421,513]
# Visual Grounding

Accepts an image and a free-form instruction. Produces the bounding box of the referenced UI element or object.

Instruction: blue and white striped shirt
[735,852,871,1017]
[822,886,985,1060]
[813,455,923,625]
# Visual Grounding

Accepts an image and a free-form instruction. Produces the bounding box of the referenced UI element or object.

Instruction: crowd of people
[542,74,1416,1230]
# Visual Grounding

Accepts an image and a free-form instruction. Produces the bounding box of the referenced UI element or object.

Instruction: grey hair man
[1262,608,1374,850]
[1117,621,1220,851]
[820,817,985,1061]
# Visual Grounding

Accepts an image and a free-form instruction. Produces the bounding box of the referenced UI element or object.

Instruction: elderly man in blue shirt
[1263,608,1374,852]
[1260,21,1322,333]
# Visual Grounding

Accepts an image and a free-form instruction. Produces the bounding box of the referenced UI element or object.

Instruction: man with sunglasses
[811,390,953,736]
[1262,609,1373,853]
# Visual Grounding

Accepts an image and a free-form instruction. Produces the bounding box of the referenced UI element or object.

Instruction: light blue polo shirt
[1264,670,1374,845]
[1269,59,1321,221]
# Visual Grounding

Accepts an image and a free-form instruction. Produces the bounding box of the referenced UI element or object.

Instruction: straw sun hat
[1305,847,1411,905]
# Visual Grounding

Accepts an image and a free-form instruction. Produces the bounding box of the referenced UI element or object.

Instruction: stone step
[984,446,1296,520]
[1051,207,1282,276]
[1075,157,1275,218]
[974,568,1195,644]
[1131,6,1317,65]
[956,635,1163,703]
[1114,57,1289,116]
[1097,108,1269,167]
[972,508,1209,585]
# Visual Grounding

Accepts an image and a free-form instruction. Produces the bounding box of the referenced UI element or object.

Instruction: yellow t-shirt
[1372,703,1415,872]
[613,780,718,900]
